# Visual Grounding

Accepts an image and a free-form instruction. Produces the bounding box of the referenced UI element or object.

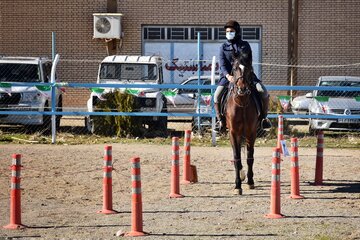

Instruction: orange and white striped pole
[125,157,147,237]
[290,138,304,199]
[265,148,285,219]
[182,130,192,184]
[3,154,26,229]
[169,137,184,198]
[314,131,324,185]
[98,146,118,214]
[277,115,284,154]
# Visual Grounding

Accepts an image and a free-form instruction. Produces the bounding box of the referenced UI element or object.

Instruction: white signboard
[144,42,260,84]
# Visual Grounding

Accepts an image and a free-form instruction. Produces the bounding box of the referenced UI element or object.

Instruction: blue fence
[1,82,360,119]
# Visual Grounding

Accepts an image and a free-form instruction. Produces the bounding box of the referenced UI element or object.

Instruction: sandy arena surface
[0,142,359,239]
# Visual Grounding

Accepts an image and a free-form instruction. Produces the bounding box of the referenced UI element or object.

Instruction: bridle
[231,58,251,107]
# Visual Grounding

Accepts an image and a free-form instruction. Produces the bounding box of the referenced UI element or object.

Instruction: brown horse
[226,55,259,195]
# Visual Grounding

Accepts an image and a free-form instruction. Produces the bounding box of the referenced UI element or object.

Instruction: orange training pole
[290,138,304,199]
[125,157,147,236]
[314,131,324,185]
[265,148,285,219]
[277,115,284,154]
[3,154,26,229]
[181,130,192,184]
[98,145,118,214]
[169,137,184,198]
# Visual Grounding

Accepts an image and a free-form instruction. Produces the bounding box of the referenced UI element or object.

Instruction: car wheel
[191,117,202,134]
[85,116,95,134]
[31,103,52,134]
[56,98,62,129]
[308,121,318,136]
[147,98,168,137]
[156,97,168,134]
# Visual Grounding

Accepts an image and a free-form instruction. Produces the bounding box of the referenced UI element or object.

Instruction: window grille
[143,26,260,41]
[167,27,188,40]
[190,28,212,40]
[143,27,165,40]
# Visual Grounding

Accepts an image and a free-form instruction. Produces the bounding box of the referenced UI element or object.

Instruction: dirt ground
[0,142,359,240]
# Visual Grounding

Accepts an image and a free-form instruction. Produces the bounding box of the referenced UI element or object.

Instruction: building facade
[1,0,359,106]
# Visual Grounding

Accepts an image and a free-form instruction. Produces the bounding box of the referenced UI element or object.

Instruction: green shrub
[92,91,144,137]
[266,96,292,138]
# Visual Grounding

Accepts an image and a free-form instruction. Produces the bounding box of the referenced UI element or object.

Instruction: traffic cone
[289,138,304,199]
[265,148,285,219]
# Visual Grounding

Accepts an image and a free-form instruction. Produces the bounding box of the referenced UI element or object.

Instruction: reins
[231,61,251,108]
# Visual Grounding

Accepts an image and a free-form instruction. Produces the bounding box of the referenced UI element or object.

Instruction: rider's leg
[214,85,224,120]
[255,82,272,129]
[214,85,224,131]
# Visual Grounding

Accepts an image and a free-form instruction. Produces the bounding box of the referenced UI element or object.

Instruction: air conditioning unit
[93,13,123,39]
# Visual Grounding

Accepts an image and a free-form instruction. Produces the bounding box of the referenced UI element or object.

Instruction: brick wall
[297,0,360,84]
[0,0,359,106]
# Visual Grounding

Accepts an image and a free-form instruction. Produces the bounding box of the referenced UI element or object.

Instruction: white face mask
[226,32,235,40]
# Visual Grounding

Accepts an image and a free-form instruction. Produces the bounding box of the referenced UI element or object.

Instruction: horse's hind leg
[246,144,255,189]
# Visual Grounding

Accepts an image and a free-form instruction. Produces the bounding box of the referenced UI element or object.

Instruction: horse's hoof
[240,169,246,181]
[233,188,243,195]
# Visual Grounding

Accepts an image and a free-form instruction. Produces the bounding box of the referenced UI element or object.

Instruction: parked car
[307,76,360,134]
[0,56,62,131]
[291,93,312,114]
[167,75,219,113]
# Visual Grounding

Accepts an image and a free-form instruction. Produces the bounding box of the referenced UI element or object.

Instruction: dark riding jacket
[218,38,259,86]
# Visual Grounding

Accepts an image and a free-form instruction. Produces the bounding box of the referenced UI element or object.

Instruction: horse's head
[232,53,252,96]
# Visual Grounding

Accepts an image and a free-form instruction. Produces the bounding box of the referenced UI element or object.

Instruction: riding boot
[260,93,272,129]
[214,102,223,132]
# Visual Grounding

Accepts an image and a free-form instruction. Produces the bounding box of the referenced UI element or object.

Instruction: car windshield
[0,63,41,82]
[99,63,158,81]
[317,80,360,98]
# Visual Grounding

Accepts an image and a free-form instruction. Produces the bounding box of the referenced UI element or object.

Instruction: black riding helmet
[224,20,241,35]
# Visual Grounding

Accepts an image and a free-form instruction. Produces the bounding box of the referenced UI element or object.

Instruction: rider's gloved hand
[226,74,235,83]
[256,82,265,93]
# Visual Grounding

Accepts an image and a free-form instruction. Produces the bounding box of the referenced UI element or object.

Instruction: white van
[0,56,62,130]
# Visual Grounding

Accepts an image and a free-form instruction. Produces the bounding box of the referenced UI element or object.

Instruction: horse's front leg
[230,131,243,195]
[246,142,255,189]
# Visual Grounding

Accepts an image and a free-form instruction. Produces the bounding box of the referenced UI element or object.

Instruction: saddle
[219,84,262,120]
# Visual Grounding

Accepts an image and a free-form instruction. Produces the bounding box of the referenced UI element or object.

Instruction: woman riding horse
[214,20,271,132]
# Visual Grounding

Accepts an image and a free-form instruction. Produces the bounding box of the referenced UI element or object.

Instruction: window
[318,81,360,98]
[143,27,165,40]
[0,63,40,82]
[99,63,158,81]
[242,28,260,40]
[167,27,188,40]
[190,28,212,40]
[143,26,261,41]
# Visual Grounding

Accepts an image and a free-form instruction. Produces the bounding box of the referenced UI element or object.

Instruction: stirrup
[214,120,222,132]
[261,118,272,129]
